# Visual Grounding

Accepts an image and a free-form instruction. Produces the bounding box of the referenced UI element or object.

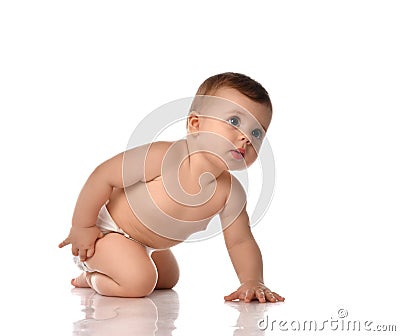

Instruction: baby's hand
[224,280,285,303]
[58,226,104,261]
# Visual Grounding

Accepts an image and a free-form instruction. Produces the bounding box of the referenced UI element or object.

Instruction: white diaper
[96,204,134,238]
[73,204,157,273]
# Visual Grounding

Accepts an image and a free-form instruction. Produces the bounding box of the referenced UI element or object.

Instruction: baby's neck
[182,139,226,184]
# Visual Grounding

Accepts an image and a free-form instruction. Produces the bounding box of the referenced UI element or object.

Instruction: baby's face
[188,87,272,170]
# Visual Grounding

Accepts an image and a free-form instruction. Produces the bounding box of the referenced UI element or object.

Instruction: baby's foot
[71,272,90,288]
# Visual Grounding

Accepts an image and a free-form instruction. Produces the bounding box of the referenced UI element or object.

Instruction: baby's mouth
[230,148,245,160]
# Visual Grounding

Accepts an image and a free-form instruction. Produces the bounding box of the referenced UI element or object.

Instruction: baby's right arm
[58,141,171,261]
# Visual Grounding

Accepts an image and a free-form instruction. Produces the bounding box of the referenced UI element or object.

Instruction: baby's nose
[238,132,251,144]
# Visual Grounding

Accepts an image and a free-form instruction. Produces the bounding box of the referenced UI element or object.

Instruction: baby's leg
[151,249,180,289]
[81,233,158,297]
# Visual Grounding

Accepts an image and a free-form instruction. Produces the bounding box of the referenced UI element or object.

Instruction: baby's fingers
[255,289,266,303]
[224,291,239,301]
[86,247,95,259]
[58,238,71,248]
[245,289,256,303]
[265,291,277,302]
[271,292,285,302]
[71,246,79,257]
[79,248,88,261]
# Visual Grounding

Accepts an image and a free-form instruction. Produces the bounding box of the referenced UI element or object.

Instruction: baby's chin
[206,150,257,172]
[226,160,253,172]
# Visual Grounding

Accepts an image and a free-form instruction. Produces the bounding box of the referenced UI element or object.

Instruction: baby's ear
[187,111,200,133]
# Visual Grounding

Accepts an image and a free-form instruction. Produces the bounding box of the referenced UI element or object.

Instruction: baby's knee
[120,266,158,297]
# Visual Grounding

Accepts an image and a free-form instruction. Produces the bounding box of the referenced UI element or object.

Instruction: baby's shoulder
[218,171,247,220]
[143,140,175,162]
[147,140,175,153]
[140,141,175,181]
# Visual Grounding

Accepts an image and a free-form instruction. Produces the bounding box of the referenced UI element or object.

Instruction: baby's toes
[71,272,90,288]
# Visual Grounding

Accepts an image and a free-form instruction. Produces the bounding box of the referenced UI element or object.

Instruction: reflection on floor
[72,288,179,335]
[69,285,399,336]
[71,288,280,336]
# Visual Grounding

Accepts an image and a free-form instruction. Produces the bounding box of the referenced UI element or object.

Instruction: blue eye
[252,128,263,139]
[227,116,240,127]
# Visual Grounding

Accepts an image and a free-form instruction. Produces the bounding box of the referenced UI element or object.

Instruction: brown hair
[195,72,272,112]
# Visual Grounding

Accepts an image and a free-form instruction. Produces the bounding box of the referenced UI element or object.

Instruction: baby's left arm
[219,177,284,303]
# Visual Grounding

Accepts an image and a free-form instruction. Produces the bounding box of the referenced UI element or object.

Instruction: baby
[59,72,285,303]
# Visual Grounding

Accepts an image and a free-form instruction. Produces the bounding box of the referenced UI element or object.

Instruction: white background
[1,0,399,333]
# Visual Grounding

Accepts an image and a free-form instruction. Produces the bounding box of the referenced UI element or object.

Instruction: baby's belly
[107,179,225,248]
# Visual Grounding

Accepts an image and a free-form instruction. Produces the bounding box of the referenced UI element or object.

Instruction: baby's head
[187,72,272,170]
